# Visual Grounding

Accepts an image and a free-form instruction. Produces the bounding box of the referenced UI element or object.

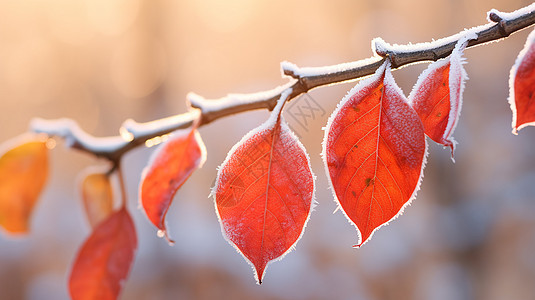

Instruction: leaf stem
[117,163,128,209]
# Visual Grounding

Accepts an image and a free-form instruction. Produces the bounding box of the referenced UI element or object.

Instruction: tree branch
[30,4,535,164]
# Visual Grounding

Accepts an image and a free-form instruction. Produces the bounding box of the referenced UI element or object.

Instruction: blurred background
[1,0,535,299]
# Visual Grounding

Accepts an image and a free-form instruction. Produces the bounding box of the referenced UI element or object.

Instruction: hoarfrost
[281,57,382,78]
[487,4,535,22]
[122,110,197,139]
[372,27,482,57]
[30,118,127,153]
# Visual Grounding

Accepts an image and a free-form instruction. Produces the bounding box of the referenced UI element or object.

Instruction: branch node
[187,92,206,110]
[121,119,140,139]
[372,37,389,58]
[281,61,301,79]
[497,19,509,37]
[372,38,401,67]
[431,50,440,61]
[487,9,503,23]
[487,8,512,37]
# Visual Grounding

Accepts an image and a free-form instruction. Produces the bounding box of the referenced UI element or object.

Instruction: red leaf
[0,135,48,235]
[510,28,535,134]
[140,127,206,243]
[80,169,114,229]
[69,208,137,300]
[323,61,426,247]
[408,36,472,155]
[213,95,315,284]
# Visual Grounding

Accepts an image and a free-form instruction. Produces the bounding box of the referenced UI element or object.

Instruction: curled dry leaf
[0,135,48,234]
[80,170,114,228]
[140,125,206,243]
[323,61,426,247]
[213,93,315,284]
[409,33,475,156]
[69,208,137,300]
[510,28,535,134]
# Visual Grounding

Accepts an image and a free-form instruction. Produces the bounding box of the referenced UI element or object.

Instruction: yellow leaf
[80,171,114,228]
[0,138,48,234]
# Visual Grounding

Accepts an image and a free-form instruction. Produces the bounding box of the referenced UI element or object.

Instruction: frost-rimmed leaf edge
[407,32,475,156]
[210,90,317,284]
[321,60,428,247]
[137,124,207,242]
[509,27,535,134]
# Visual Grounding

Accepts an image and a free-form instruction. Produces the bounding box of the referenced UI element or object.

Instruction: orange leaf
[69,208,137,300]
[409,35,471,156]
[323,61,426,247]
[0,136,48,234]
[140,127,206,243]
[213,96,315,284]
[80,170,114,228]
[510,28,535,134]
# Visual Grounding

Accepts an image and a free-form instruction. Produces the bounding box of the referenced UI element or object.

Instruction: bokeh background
[1,0,535,299]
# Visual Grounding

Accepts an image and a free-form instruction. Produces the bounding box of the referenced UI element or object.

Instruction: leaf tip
[352,239,367,248]
[250,260,269,285]
[1,224,30,236]
[156,229,175,245]
[255,266,266,285]
[445,140,456,162]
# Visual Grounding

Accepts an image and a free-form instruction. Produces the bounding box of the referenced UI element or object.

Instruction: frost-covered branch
[30,118,127,159]
[30,4,535,164]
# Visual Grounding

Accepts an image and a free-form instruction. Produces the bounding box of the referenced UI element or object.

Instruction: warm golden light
[119,127,134,142]
[1,1,533,299]
[45,138,57,150]
[191,0,257,33]
[145,136,163,148]
[86,0,141,36]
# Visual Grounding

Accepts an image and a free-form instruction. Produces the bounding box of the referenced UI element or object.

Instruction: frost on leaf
[323,61,426,247]
[213,93,315,284]
[0,135,48,235]
[510,28,535,134]
[140,125,206,244]
[69,208,137,300]
[80,169,114,229]
[409,33,474,156]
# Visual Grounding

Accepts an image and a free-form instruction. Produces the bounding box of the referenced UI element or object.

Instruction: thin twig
[117,163,128,209]
[30,4,535,164]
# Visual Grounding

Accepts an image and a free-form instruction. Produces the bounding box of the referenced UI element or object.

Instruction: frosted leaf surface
[408,32,475,156]
[509,28,535,134]
[140,125,206,243]
[212,91,315,284]
[322,61,426,247]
